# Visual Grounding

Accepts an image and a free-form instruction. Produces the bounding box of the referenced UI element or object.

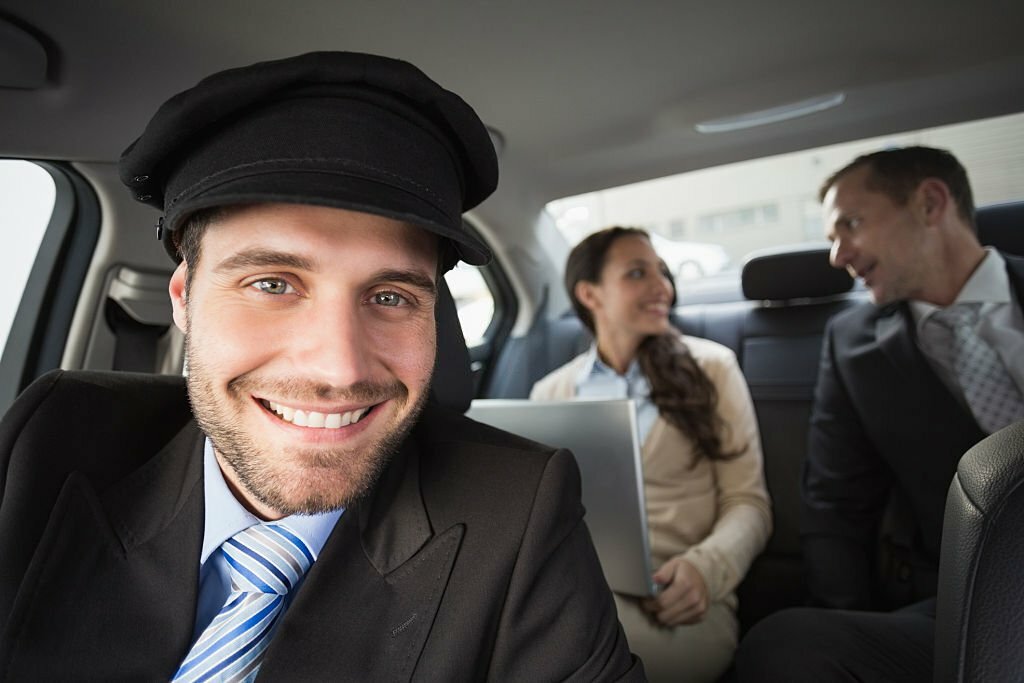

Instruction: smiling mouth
[259,399,373,429]
[853,263,876,282]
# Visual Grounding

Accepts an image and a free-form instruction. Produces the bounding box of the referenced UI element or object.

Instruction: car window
[547,111,1024,282]
[0,160,56,353]
[444,263,494,347]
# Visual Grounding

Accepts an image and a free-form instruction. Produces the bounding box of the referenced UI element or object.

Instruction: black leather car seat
[934,419,1024,682]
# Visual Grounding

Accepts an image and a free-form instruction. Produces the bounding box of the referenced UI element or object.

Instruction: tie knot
[222,523,314,595]
[931,303,980,330]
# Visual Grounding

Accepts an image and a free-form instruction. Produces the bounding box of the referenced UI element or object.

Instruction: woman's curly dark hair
[565,226,740,462]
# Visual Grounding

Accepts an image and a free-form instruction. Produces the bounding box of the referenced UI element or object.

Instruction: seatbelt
[105,298,168,372]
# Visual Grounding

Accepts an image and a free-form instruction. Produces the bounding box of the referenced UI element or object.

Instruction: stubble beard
[184,335,429,517]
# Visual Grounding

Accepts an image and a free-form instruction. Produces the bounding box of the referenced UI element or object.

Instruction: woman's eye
[627,268,645,279]
[374,291,406,307]
[252,279,292,295]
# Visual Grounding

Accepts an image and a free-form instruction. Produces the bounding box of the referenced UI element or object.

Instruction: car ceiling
[2,0,1024,204]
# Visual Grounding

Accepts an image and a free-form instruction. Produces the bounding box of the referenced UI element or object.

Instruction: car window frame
[0,161,100,413]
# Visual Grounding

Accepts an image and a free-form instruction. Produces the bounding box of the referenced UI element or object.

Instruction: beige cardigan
[530,335,772,606]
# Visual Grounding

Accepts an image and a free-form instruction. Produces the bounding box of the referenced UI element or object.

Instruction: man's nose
[829,237,851,269]
[294,299,372,387]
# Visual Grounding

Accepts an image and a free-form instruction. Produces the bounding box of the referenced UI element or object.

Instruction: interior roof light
[695,92,846,134]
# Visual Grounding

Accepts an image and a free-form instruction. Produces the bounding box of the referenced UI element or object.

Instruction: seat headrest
[977,201,1024,256]
[741,244,853,302]
[428,278,474,413]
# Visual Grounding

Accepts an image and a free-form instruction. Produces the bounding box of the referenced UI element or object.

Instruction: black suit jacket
[0,371,643,681]
[802,253,1024,610]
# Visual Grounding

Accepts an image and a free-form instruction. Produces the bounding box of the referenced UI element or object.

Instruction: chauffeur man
[0,52,643,681]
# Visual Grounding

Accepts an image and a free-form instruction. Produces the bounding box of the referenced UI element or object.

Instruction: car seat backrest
[977,200,1024,256]
[429,279,474,413]
[686,245,862,631]
[934,419,1024,683]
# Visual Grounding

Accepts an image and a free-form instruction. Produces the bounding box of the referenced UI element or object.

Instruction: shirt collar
[575,343,643,384]
[910,248,1009,329]
[200,437,343,564]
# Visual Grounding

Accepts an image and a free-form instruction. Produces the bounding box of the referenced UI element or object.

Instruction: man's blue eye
[254,279,289,295]
[375,291,405,306]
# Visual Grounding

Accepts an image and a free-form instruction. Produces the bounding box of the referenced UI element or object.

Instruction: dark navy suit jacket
[802,253,1024,610]
[0,370,643,681]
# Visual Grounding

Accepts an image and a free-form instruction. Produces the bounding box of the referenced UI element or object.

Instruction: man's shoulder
[11,368,186,400]
[827,299,902,337]
[1,369,193,474]
[1004,251,1024,279]
[407,402,581,531]
[411,403,574,494]
[414,402,561,466]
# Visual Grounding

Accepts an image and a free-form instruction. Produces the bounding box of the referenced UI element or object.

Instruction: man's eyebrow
[213,249,316,273]
[375,269,437,295]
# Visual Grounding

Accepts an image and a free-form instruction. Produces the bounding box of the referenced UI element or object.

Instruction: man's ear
[168,260,189,333]
[916,178,951,226]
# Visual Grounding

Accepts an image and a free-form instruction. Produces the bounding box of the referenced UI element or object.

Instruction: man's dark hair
[176,207,228,268]
[819,146,976,229]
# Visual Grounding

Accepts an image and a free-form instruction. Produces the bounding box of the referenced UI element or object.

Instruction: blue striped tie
[173,523,314,682]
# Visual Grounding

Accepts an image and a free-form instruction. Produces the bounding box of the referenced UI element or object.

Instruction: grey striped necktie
[930,303,1024,434]
[173,523,314,682]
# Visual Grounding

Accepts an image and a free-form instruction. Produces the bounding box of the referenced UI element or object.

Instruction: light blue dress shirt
[192,438,344,640]
[574,344,659,445]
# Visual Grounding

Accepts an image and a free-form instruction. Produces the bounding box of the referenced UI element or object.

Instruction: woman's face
[580,233,675,343]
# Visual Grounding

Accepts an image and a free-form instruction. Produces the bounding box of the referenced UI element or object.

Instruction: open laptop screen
[467,398,656,597]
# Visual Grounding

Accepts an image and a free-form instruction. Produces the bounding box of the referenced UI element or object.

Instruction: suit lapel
[1,422,205,680]
[258,431,464,682]
[1004,253,1024,305]
[874,305,929,382]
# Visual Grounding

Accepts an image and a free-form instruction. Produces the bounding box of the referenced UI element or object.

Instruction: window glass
[444,263,494,347]
[547,111,1024,282]
[0,160,56,352]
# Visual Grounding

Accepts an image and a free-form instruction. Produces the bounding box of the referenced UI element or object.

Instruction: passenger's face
[583,234,674,343]
[169,203,438,520]
[823,165,930,306]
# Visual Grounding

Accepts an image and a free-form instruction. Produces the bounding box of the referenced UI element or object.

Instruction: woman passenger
[530,226,771,682]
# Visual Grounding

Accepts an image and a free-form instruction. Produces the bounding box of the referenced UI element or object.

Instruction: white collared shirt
[574,344,659,445]
[192,438,344,640]
[911,248,1024,401]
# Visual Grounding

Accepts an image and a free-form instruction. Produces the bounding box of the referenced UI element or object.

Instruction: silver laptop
[466,398,656,597]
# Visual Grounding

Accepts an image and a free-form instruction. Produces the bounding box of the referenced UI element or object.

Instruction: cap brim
[165,169,491,266]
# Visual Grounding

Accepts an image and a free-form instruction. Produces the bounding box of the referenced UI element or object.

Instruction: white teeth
[265,400,370,430]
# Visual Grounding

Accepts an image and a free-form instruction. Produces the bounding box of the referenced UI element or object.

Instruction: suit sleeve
[801,320,890,610]
[487,448,645,682]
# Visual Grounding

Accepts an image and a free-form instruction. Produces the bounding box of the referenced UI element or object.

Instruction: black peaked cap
[119,51,497,266]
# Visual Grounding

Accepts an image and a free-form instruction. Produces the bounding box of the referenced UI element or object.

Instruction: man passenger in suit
[0,52,642,681]
[736,146,1024,681]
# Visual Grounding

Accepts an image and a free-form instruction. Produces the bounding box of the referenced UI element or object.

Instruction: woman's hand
[641,556,709,626]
